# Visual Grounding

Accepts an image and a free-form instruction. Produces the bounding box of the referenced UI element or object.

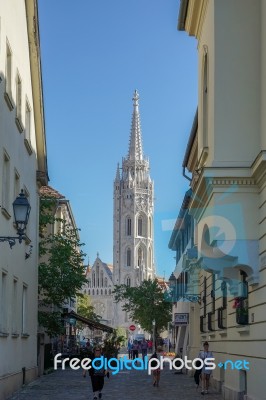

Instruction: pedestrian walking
[141,339,148,360]
[198,341,213,395]
[83,347,109,400]
[150,346,163,387]
[132,340,139,359]
[127,340,133,360]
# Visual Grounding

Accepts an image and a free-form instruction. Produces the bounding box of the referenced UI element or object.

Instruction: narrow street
[8,362,223,400]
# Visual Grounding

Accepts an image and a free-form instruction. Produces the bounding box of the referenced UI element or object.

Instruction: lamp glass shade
[13,190,31,232]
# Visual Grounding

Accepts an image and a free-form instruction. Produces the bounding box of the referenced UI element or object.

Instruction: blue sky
[38,0,198,278]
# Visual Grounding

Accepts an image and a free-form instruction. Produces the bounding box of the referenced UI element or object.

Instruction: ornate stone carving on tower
[113,90,155,327]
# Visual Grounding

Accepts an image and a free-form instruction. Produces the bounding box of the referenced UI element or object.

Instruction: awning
[63,310,114,333]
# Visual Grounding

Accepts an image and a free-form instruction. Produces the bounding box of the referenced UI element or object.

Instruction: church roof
[128,90,143,161]
[102,263,113,278]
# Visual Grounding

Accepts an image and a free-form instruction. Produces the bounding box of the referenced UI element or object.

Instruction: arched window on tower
[104,277,108,288]
[138,247,143,267]
[148,247,152,269]
[92,272,95,287]
[149,217,152,238]
[126,217,132,236]
[137,216,143,236]
[126,248,131,267]
[96,265,99,287]
[126,276,131,287]
[100,271,104,287]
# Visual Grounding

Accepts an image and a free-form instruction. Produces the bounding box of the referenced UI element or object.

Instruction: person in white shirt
[198,341,213,395]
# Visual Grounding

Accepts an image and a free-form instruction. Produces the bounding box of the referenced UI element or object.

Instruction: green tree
[38,195,87,337]
[113,279,172,334]
[77,293,100,322]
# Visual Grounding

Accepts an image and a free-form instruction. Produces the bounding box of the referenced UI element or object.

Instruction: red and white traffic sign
[129,324,136,331]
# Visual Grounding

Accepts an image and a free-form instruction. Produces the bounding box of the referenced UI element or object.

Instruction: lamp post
[0,190,31,248]
[152,319,156,353]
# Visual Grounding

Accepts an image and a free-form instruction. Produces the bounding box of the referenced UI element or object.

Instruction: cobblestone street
[8,363,223,400]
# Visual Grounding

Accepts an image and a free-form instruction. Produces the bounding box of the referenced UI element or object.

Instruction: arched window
[148,247,152,269]
[126,276,131,287]
[88,279,91,288]
[149,217,152,238]
[138,247,143,267]
[96,265,100,287]
[84,289,87,294]
[126,217,131,236]
[138,217,143,236]
[92,289,95,295]
[126,248,131,267]
[92,272,95,287]
[100,271,104,287]
[88,290,90,295]
[109,289,112,295]
[97,289,99,295]
[101,289,103,295]
[105,289,107,295]
[104,277,108,288]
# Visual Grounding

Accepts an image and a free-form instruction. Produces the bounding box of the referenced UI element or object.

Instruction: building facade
[177,1,266,399]
[0,1,48,398]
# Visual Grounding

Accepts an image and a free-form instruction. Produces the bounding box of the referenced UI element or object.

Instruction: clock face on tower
[93,302,105,317]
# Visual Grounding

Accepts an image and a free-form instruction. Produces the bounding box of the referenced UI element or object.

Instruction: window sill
[24,138,33,155]
[218,330,227,337]
[0,332,9,337]
[1,207,11,220]
[21,333,30,338]
[4,92,15,111]
[15,116,24,133]
[236,325,250,334]
[11,333,19,338]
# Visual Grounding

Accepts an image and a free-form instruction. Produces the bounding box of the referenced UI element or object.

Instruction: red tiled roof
[39,185,65,199]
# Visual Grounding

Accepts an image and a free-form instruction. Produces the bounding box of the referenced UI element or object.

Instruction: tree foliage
[38,195,87,336]
[77,293,101,322]
[113,279,172,334]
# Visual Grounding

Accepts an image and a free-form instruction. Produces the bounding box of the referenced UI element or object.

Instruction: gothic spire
[128,90,143,161]
[115,163,120,181]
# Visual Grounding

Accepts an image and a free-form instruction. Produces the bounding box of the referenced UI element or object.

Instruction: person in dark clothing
[83,347,108,400]
[194,360,202,390]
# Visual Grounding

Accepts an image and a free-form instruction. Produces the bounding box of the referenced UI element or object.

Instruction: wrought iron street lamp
[0,190,31,248]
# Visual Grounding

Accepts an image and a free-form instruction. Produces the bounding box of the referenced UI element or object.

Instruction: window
[15,73,23,132]
[0,272,7,333]
[104,277,107,288]
[126,276,131,287]
[126,217,131,236]
[12,279,18,334]
[22,285,27,334]
[24,101,32,154]
[2,151,10,216]
[92,272,95,287]
[96,265,99,287]
[88,279,91,288]
[14,169,20,199]
[100,271,104,287]
[148,247,152,269]
[6,42,12,97]
[126,248,131,267]
[109,289,112,295]
[137,247,143,267]
[137,217,143,236]
[105,289,107,295]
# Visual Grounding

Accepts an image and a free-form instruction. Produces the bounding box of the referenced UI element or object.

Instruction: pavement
[8,357,223,400]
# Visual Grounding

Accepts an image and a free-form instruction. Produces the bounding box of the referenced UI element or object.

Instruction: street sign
[129,324,136,331]
[174,313,189,326]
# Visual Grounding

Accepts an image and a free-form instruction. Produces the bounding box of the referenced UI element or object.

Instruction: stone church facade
[83,91,155,330]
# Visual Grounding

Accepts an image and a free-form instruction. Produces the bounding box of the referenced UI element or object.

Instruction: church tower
[113,90,155,297]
